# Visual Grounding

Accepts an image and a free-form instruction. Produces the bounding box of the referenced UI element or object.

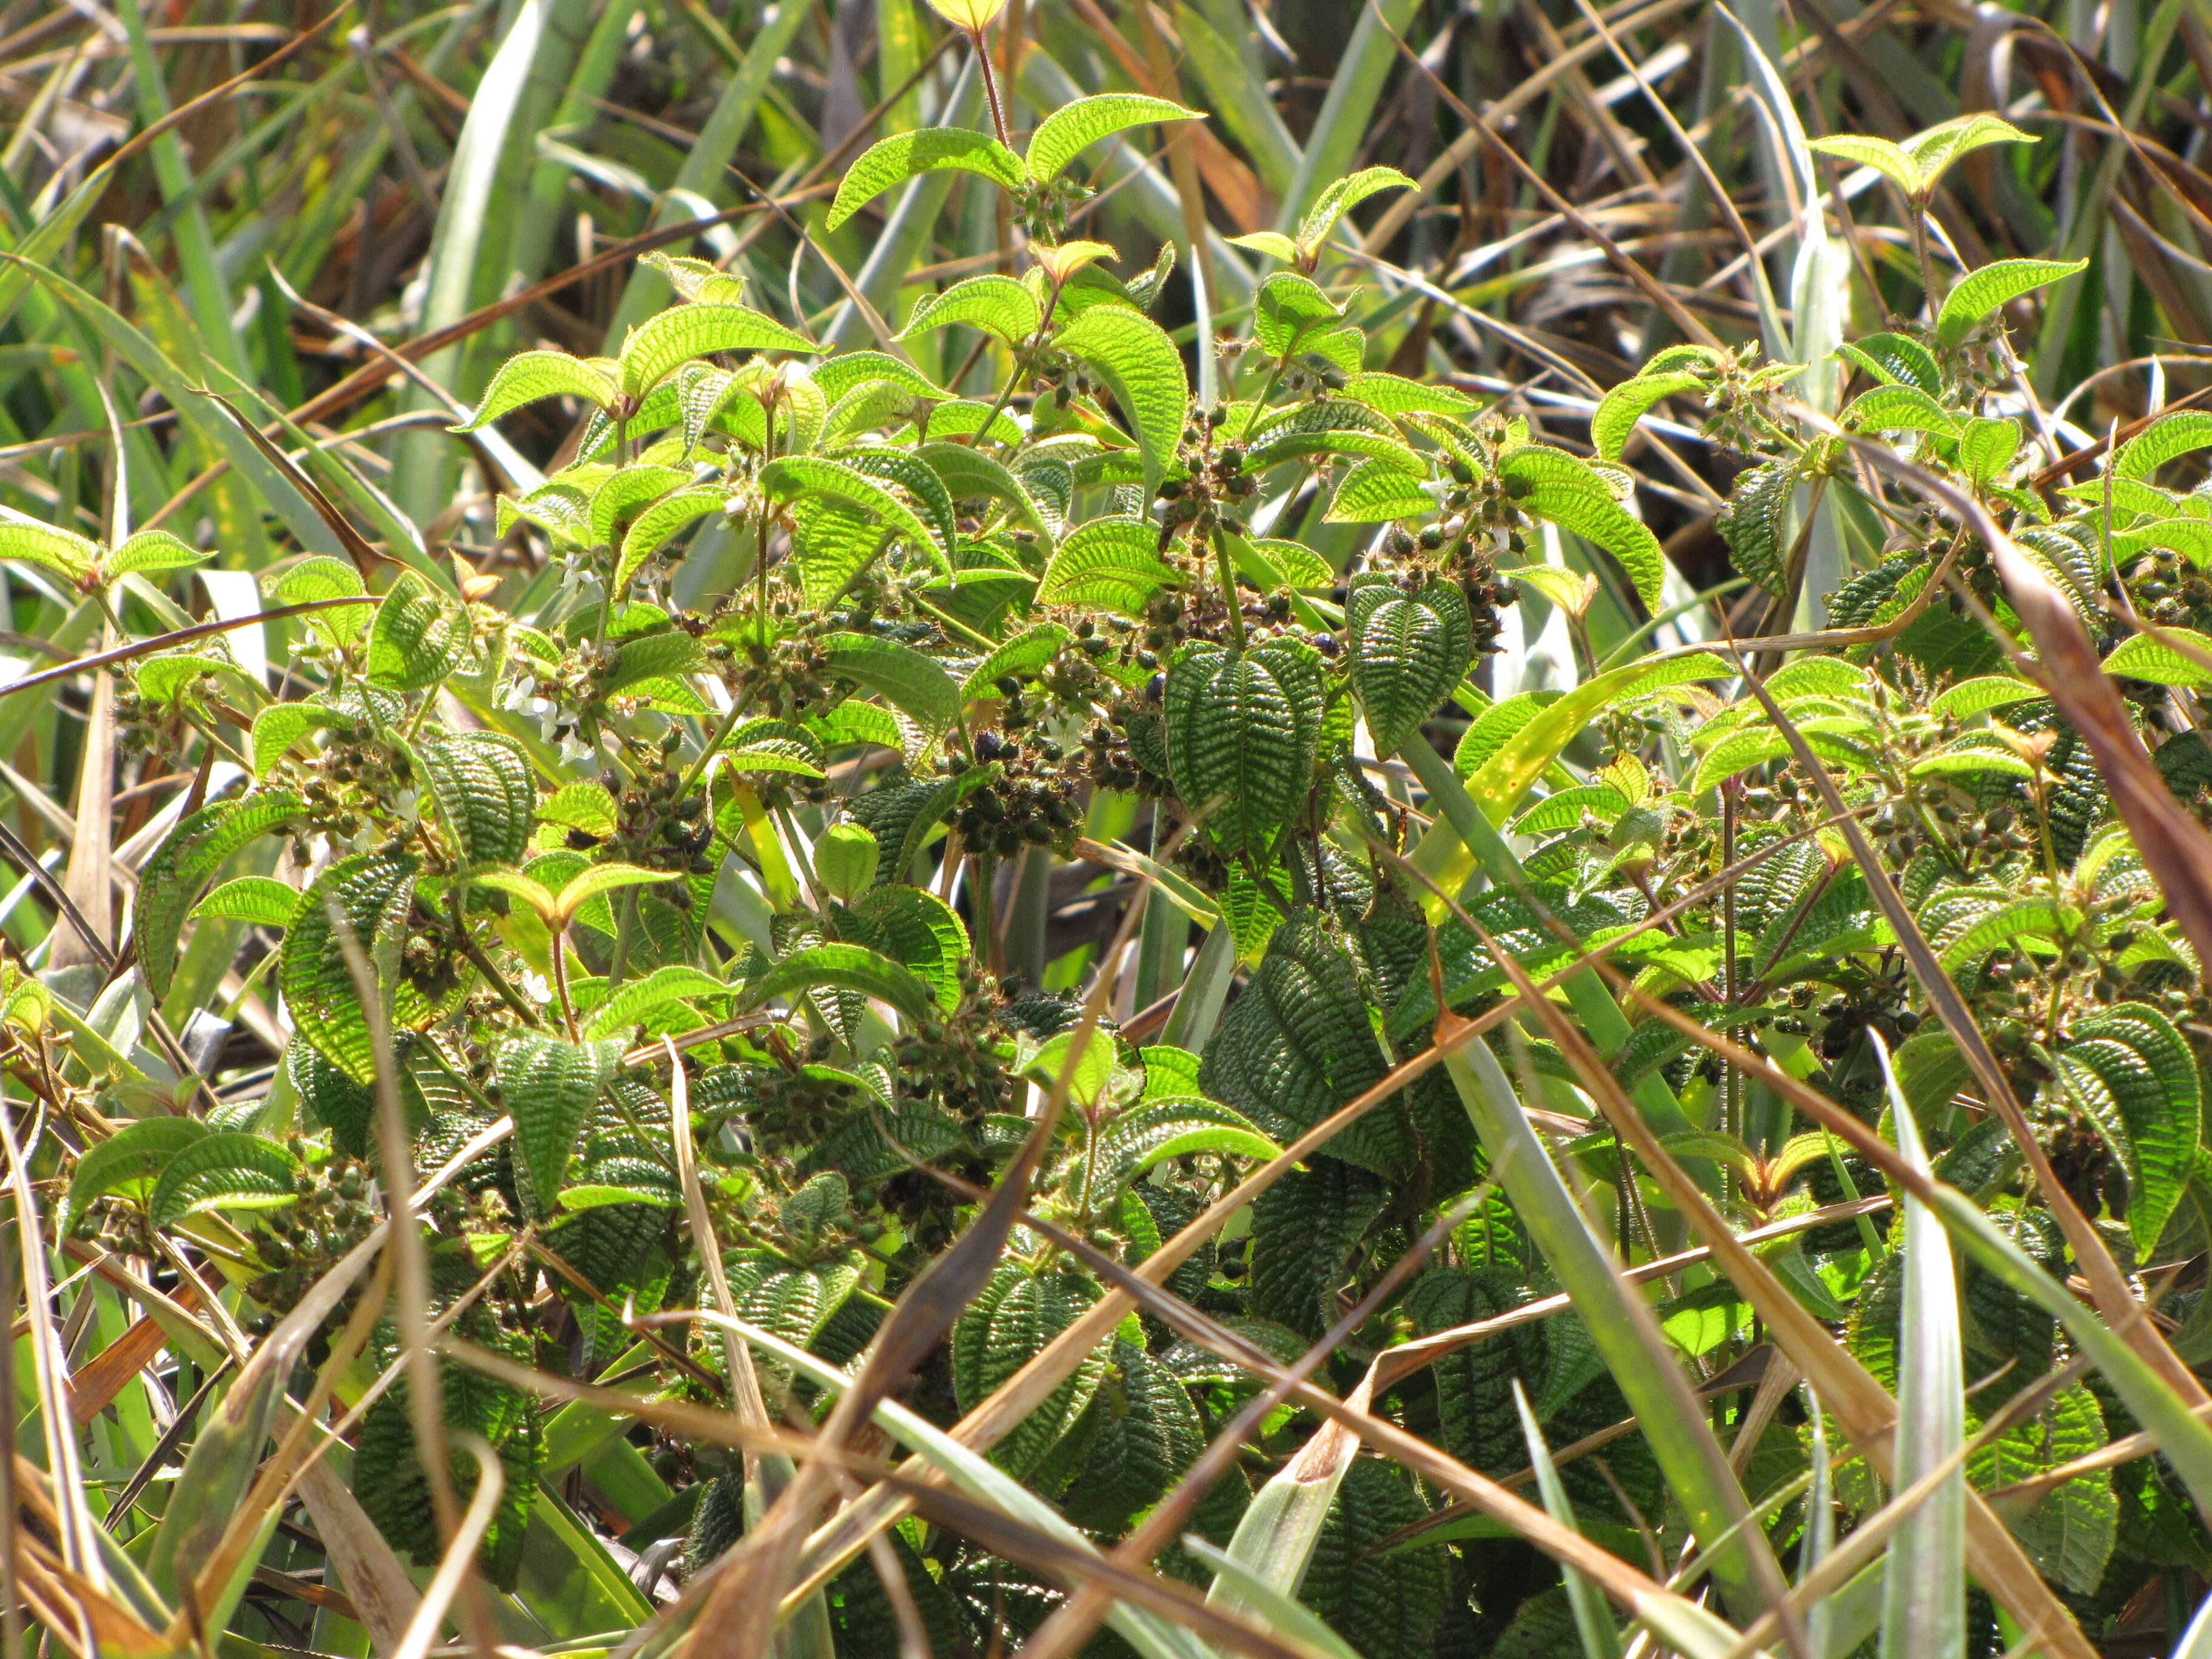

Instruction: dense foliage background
[16,0,2212,1655]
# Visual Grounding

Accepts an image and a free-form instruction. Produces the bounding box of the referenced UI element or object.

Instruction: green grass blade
[1511,1381,1624,1659]
[1272,0,1422,238]
[394,0,552,526]
[1441,1035,1769,1618]
[1871,1034,1966,1659]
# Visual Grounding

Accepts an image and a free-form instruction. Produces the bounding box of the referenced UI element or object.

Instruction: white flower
[515,968,554,1005]
[557,730,595,765]
[499,674,538,713]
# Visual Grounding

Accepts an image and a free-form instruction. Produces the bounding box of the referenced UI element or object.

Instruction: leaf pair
[1229,166,1416,269]
[0,508,207,593]
[825,95,1201,231]
[460,296,816,431]
[471,862,679,931]
[1806,112,2034,201]
[1498,446,1666,612]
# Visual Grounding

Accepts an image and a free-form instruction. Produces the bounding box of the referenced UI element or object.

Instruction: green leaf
[590,465,692,548]
[825,129,1029,231]
[135,652,256,711]
[1934,258,2088,348]
[762,456,948,572]
[815,824,880,903]
[1503,452,1665,611]
[1500,563,1593,614]
[1094,1096,1279,1187]
[1036,517,1178,614]
[1227,230,1301,264]
[1845,384,1960,438]
[1164,638,1326,862]
[899,274,1041,345]
[417,732,537,868]
[2110,518,2212,569]
[1909,748,2036,781]
[1324,458,1436,523]
[2065,1005,2200,1248]
[1837,332,1943,395]
[838,885,969,1013]
[604,631,708,705]
[961,623,1070,699]
[1975,1385,2114,1597]
[468,868,558,923]
[1689,719,1877,794]
[1054,306,1188,491]
[916,443,1051,534]
[1024,1027,1119,1109]
[1347,573,1473,754]
[1716,458,1797,596]
[578,965,729,1042]
[951,1267,1109,1476]
[497,1031,622,1206]
[281,850,420,1083]
[62,1118,209,1234]
[191,876,299,927]
[1296,164,1416,251]
[104,529,207,580]
[615,487,723,592]
[135,791,302,999]
[2105,628,2212,687]
[837,445,963,566]
[1928,676,2040,719]
[721,717,825,779]
[368,570,474,691]
[1253,272,1347,360]
[1246,400,1423,474]
[454,350,618,430]
[0,507,97,583]
[1900,112,2035,185]
[817,632,960,740]
[146,1132,300,1228]
[1959,417,2022,487]
[1341,372,1482,417]
[1805,132,1923,194]
[618,302,815,398]
[1025,93,1201,183]
[2116,411,2212,481]
[1506,781,1629,837]
[552,862,679,926]
[814,350,950,403]
[1592,372,1703,463]
[747,941,938,1024]
[1936,897,2074,970]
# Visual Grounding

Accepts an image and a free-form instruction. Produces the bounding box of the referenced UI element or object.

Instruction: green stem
[910,589,999,653]
[1238,361,1286,441]
[456,927,546,1028]
[970,274,1069,452]
[1909,193,1942,320]
[606,887,639,993]
[1212,528,1246,650]
[676,692,754,802]
[549,927,580,1039]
